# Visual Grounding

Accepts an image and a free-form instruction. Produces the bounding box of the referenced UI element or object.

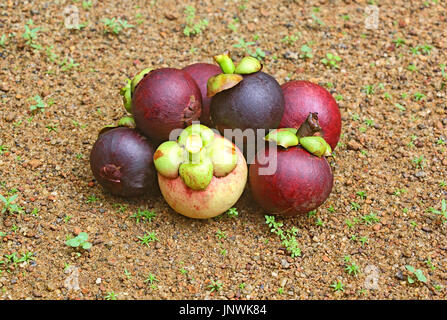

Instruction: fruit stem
[296,112,321,138]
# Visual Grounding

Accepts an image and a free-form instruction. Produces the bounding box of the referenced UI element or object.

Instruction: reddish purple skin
[279,81,341,150]
[132,68,202,142]
[249,146,333,216]
[90,127,157,197]
[182,63,221,127]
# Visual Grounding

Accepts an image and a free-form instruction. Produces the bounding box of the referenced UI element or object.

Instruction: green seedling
[412,156,425,169]
[183,6,208,37]
[362,213,380,225]
[22,21,40,45]
[362,84,375,95]
[405,265,427,284]
[311,13,324,26]
[281,32,301,45]
[265,215,301,257]
[0,145,8,155]
[130,209,156,224]
[428,199,446,223]
[104,292,118,300]
[29,95,46,112]
[393,37,406,47]
[330,280,344,292]
[356,191,366,200]
[103,18,134,34]
[138,231,158,246]
[216,229,227,240]
[413,92,426,101]
[228,18,239,32]
[0,35,6,47]
[350,201,361,211]
[225,207,239,218]
[321,53,341,69]
[59,57,79,72]
[65,232,92,250]
[299,44,313,60]
[207,280,223,292]
[345,262,360,276]
[0,194,23,214]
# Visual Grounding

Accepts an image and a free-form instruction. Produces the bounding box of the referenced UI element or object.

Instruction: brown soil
[0,0,446,300]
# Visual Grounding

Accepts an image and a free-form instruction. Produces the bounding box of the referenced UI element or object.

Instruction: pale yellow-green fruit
[157,136,247,219]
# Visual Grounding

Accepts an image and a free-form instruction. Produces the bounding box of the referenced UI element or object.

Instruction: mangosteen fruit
[249,113,334,216]
[206,54,284,158]
[90,126,157,197]
[154,124,247,219]
[182,63,221,127]
[280,80,341,150]
[131,68,202,142]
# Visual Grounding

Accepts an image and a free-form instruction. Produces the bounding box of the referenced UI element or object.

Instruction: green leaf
[82,242,92,250]
[405,265,415,273]
[78,232,89,242]
[407,276,414,284]
[414,269,427,283]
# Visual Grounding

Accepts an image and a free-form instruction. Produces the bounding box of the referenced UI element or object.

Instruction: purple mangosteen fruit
[280,80,341,150]
[90,126,157,197]
[249,113,334,216]
[130,68,202,143]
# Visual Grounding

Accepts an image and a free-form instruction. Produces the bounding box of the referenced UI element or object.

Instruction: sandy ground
[0,0,446,299]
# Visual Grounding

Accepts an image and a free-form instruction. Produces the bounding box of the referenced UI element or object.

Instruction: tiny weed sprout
[428,199,447,223]
[405,265,427,284]
[393,37,406,47]
[0,34,6,47]
[225,207,239,218]
[29,95,46,112]
[265,215,301,257]
[207,280,223,292]
[22,20,40,46]
[138,231,158,246]
[0,145,8,155]
[345,261,360,276]
[299,44,313,60]
[0,193,23,215]
[65,232,92,250]
[183,6,208,37]
[330,280,344,292]
[130,209,156,224]
[362,213,380,225]
[321,53,341,69]
[104,292,118,300]
[412,156,425,169]
[102,18,134,34]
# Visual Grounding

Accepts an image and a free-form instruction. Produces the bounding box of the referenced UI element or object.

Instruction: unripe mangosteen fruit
[279,80,341,150]
[182,63,221,127]
[249,114,334,216]
[90,127,157,197]
[131,68,202,143]
[154,124,247,219]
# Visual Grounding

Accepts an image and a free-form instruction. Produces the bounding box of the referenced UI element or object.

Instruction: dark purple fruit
[210,71,285,133]
[132,68,202,142]
[182,63,221,127]
[90,127,157,197]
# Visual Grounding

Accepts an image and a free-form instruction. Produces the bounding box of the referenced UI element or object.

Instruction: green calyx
[131,67,152,93]
[299,136,332,157]
[119,67,152,113]
[234,56,262,74]
[207,52,262,96]
[98,116,136,136]
[264,128,299,148]
[120,78,132,113]
[214,52,235,74]
[206,73,243,97]
[264,125,332,157]
[154,124,238,190]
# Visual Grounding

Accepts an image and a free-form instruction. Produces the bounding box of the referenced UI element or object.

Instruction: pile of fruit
[89,52,341,219]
